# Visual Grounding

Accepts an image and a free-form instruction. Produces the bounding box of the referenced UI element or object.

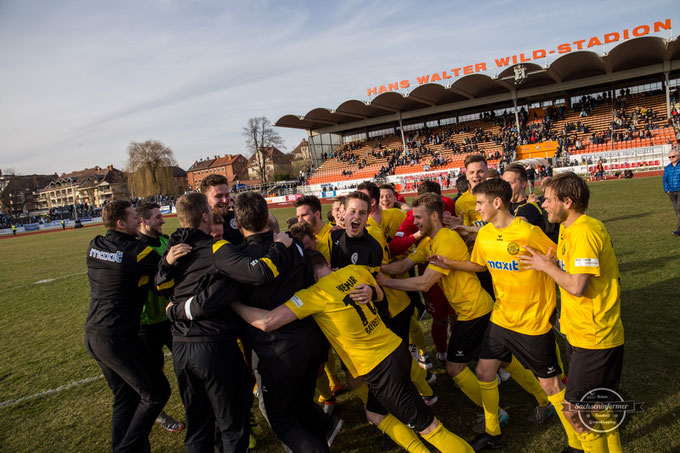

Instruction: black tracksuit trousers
[85,334,171,453]
[172,340,251,453]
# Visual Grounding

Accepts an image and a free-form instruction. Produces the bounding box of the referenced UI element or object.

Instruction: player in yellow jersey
[521,172,624,453]
[232,252,474,453]
[327,192,436,406]
[380,183,410,212]
[295,195,333,261]
[455,154,489,229]
[358,181,408,242]
[294,195,344,408]
[428,179,575,451]
[376,193,503,419]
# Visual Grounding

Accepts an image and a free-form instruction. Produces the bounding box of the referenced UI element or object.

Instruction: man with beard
[521,172,624,453]
[85,200,174,452]
[428,179,571,451]
[200,174,243,245]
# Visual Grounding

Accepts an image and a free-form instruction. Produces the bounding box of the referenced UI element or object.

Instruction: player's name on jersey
[336,276,358,293]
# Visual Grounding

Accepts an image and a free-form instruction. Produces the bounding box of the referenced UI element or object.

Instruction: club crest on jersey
[351,252,359,264]
[507,242,520,255]
[230,218,238,230]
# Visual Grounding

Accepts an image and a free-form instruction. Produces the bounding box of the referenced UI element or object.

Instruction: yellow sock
[555,342,566,381]
[377,414,430,453]
[593,408,622,453]
[316,371,333,402]
[577,429,607,453]
[410,358,433,397]
[409,313,427,355]
[504,356,549,406]
[353,381,369,405]
[547,388,582,450]
[421,421,474,453]
[325,350,339,388]
[478,379,501,436]
[453,368,482,407]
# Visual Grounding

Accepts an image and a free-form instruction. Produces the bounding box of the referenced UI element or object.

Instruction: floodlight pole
[398,112,408,153]
[665,70,671,120]
[512,95,520,132]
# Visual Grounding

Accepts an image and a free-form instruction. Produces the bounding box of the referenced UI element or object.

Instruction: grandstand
[276,36,680,191]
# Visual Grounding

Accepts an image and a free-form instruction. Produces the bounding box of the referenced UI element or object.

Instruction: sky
[0,0,677,175]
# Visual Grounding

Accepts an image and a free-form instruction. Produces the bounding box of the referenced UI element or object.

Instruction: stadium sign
[366,18,672,98]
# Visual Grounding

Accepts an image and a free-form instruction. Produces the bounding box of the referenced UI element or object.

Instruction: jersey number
[342,294,377,326]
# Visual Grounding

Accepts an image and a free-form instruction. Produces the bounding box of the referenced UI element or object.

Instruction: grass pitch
[0,175,679,452]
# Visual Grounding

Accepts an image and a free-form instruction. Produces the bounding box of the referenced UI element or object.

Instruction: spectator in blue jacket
[663,148,680,236]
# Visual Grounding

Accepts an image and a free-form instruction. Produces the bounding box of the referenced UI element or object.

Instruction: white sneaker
[498,367,511,382]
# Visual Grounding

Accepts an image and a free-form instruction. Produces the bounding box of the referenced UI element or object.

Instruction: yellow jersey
[455,190,486,227]
[315,222,332,261]
[367,226,411,317]
[410,228,494,321]
[285,265,402,378]
[471,217,557,335]
[368,208,407,243]
[556,215,624,349]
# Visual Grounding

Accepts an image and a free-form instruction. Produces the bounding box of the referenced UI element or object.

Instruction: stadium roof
[276,36,680,135]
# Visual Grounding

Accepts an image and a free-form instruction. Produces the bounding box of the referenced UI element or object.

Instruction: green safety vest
[140,235,170,326]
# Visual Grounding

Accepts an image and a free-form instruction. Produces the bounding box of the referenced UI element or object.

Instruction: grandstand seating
[306,90,676,186]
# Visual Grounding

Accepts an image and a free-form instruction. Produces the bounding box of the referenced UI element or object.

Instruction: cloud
[0,0,677,174]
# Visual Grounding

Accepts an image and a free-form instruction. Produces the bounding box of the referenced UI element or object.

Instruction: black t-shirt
[329,228,383,270]
[222,210,243,245]
[509,200,544,228]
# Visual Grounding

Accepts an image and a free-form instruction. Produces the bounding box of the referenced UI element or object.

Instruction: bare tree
[125,140,178,197]
[242,117,284,185]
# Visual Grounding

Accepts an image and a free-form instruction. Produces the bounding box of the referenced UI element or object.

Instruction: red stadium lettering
[494,57,510,67]
[654,19,671,32]
[623,29,629,39]
[416,75,430,84]
[463,65,474,75]
[399,80,410,88]
[519,53,531,62]
[367,87,377,97]
[587,36,602,48]
[442,71,452,79]
[557,43,571,54]
[452,67,462,76]
[475,62,487,72]
[532,49,546,59]
[632,25,650,37]
[573,39,586,50]
[388,82,399,91]
[377,85,387,94]
[604,32,620,44]
[430,72,442,82]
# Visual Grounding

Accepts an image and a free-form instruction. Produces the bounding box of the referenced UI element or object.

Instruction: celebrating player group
[85,155,624,453]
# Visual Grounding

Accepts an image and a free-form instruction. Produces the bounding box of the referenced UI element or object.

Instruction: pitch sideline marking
[0,352,172,409]
[0,375,104,409]
[0,271,88,294]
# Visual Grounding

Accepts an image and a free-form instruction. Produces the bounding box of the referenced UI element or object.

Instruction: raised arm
[376,267,442,292]
[427,254,486,273]
[381,256,417,275]
[214,238,299,285]
[231,302,298,332]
